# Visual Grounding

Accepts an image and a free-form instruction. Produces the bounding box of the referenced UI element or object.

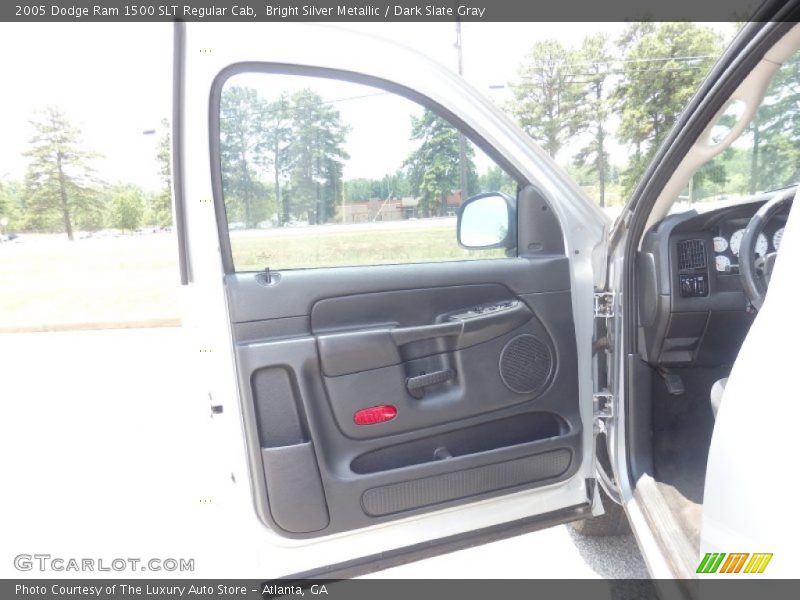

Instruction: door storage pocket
[351,412,566,474]
[261,442,330,533]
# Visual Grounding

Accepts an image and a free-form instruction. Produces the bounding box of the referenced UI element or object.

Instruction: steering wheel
[739,187,795,310]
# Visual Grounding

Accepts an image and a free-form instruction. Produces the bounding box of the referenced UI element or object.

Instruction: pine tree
[509,40,584,159]
[404,110,476,217]
[614,23,722,194]
[220,87,270,228]
[572,34,613,207]
[264,95,293,225]
[23,107,101,239]
[285,89,349,224]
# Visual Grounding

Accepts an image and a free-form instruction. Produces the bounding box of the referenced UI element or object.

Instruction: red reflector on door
[354,405,397,426]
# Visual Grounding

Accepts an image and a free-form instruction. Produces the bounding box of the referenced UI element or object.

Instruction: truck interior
[620,24,800,575]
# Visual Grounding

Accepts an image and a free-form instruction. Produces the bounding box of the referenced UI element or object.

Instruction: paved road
[0,328,648,579]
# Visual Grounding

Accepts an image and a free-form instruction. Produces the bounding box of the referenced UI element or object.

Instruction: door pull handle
[406,369,456,399]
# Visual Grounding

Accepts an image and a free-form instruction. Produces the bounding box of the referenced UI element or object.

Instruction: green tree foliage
[219,86,350,226]
[405,110,476,217]
[478,165,516,195]
[572,34,614,206]
[151,117,173,227]
[0,180,28,234]
[614,23,723,194]
[22,106,102,239]
[747,52,800,193]
[0,181,7,218]
[689,159,730,201]
[108,184,145,233]
[285,89,350,224]
[0,182,12,220]
[685,51,800,201]
[220,86,271,228]
[343,178,379,202]
[344,170,411,202]
[379,170,412,200]
[510,40,584,158]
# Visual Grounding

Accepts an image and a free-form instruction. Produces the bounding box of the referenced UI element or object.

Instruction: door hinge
[593,292,615,319]
[593,391,614,434]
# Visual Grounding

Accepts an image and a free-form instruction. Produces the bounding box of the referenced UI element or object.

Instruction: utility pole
[456,21,469,205]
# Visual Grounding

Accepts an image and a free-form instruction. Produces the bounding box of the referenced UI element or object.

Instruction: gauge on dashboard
[729,228,768,257]
[713,236,728,253]
[773,227,785,251]
[715,255,731,272]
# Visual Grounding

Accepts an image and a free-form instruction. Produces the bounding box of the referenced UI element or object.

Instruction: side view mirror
[457,192,516,250]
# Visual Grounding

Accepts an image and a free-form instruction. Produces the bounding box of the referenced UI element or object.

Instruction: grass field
[0,220,504,331]
[0,233,181,331]
[230,219,503,271]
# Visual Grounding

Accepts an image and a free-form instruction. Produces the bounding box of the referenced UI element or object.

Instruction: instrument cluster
[712,224,785,273]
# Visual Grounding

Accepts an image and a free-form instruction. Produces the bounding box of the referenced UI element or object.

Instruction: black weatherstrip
[172,21,191,285]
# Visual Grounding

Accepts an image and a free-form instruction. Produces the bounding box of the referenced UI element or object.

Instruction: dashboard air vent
[677,239,707,270]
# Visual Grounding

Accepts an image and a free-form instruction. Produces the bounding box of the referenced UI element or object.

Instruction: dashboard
[638,197,789,367]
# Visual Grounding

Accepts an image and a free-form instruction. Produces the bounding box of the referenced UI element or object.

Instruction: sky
[0,22,173,191]
[0,22,734,192]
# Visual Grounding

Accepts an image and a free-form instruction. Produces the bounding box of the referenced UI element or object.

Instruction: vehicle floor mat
[650,366,730,549]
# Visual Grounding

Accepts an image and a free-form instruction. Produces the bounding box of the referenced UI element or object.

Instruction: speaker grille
[499,334,552,395]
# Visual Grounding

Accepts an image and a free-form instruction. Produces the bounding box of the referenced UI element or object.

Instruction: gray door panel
[228,256,582,537]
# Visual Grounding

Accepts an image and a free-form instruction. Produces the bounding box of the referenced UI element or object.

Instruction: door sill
[281,503,591,580]
[633,474,698,579]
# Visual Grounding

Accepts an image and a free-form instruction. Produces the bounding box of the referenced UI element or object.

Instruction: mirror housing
[457,192,516,250]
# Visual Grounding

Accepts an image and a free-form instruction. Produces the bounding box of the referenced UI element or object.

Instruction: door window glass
[218,72,518,271]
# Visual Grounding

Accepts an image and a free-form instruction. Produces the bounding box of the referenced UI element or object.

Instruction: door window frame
[208,62,529,274]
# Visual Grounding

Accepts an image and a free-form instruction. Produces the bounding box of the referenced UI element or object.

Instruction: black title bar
[1,0,794,22]
[5,579,800,600]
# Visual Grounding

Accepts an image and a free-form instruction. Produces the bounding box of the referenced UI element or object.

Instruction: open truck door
[174,22,609,576]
